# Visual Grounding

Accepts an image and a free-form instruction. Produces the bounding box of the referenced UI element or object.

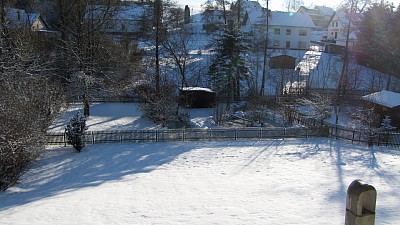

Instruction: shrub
[65,112,87,152]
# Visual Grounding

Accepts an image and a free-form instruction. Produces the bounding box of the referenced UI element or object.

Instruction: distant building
[326,10,361,47]
[179,87,216,108]
[4,7,49,31]
[362,90,400,128]
[86,3,153,40]
[240,1,316,50]
[268,11,315,49]
[297,6,334,31]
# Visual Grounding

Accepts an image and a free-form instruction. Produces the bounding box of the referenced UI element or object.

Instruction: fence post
[345,180,376,225]
[377,133,381,146]
[92,131,95,144]
[234,128,237,140]
[64,132,67,147]
[120,131,123,143]
[183,129,185,142]
[283,128,286,140]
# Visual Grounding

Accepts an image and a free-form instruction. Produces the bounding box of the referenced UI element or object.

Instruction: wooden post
[345,180,376,225]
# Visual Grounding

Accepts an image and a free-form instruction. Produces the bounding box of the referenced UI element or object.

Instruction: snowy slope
[1,139,399,224]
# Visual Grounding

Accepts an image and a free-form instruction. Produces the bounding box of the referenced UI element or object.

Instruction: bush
[65,112,87,152]
[134,83,178,127]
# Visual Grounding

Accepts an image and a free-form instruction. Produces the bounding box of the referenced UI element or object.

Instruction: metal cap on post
[345,180,377,225]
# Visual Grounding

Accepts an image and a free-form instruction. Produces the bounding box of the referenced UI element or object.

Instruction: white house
[327,10,360,47]
[268,11,315,49]
[297,5,334,30]
[240,1,315,50]
[4,8,48,31]
[87,3,153,39]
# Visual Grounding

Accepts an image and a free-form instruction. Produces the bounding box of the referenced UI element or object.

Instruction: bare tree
[284,0,304,12]
[0,0,64,191]
[162,24,192,88]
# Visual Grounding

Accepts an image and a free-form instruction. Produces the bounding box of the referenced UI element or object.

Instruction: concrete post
[345,180,377,225]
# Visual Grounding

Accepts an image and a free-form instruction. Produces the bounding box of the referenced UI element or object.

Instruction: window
[273,40,280,47]
[274,28,280,35]
[286,41,290,49]
[286,29,291,35]
[335,21,339,27]
[299,30,307,36]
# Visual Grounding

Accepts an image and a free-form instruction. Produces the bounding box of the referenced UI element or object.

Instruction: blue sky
[177,0,400,13]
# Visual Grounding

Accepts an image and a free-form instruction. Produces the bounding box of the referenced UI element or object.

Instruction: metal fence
[46,126,329,146]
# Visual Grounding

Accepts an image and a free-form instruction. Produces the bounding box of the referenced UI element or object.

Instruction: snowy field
[1,139,400,224]
[48,103,215,131]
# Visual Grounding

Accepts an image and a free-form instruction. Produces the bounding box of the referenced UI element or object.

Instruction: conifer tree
[209,23,250,111]
[65,112,87,152]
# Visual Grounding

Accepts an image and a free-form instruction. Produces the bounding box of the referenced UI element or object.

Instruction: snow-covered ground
[48,103,215,131]
[1,139,399,224]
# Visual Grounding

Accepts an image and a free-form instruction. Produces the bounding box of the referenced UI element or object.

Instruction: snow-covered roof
[180,87,215,93]
[331,10,362,27]
[270,11,315,28]
[87,4,152,21]
[362,90,400,108]
[315,6,334,16]
[5,8,41,29]
[241,1,265,26]
[116,5,151,20]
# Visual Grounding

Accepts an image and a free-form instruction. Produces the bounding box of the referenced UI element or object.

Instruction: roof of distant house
[180,87,215,93]
[240,1,315,28]
[315,6,334,16]
[86,4,152,21]
[362,90,400,108]
[270,11,315,28]
[5,8,41,29]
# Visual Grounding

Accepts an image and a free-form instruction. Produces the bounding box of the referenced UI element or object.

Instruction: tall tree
[55,0,121,116]
[356,2,393,76]
[209,23,250,111]
[260,0,270,96]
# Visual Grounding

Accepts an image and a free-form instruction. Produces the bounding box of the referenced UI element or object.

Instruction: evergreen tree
[356,2,393,74]
[379,115,396,131]
[65,112,87,152]
[209,23,250,111]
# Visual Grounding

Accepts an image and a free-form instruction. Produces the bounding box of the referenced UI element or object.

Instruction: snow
[180,87,215,93]
[48,103,216,131]
[1,139,400,224]
[362,90,400,108]
[48,103,158,132]
[270,11,316,28]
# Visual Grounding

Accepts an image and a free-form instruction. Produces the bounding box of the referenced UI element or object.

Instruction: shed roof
[361,90,400,108]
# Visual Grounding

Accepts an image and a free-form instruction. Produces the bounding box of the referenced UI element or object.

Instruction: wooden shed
[179,87,216,108]
[361,90,400,128]
[270,54,296,69]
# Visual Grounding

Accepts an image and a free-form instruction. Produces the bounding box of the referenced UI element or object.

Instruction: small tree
[65,112,87,152]
[379,115,397,131]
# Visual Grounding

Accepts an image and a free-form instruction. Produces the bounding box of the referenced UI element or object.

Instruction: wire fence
[292,109,400,148]
[46,126,329,146]
[329,125,400,148]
